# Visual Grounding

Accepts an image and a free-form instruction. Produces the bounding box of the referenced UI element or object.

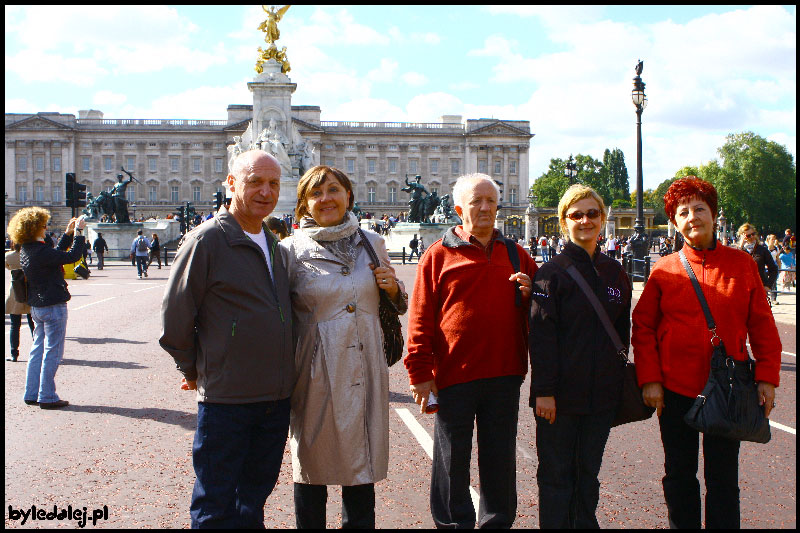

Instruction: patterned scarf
[299,212,360,266]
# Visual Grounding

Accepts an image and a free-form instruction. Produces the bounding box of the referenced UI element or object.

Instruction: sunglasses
[566,209,601,221]
[744,232,756,238]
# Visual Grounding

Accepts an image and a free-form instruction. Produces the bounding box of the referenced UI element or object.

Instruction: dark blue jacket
[21,233,85,307]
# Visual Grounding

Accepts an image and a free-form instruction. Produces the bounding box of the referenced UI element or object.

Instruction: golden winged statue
[258,5,291,45]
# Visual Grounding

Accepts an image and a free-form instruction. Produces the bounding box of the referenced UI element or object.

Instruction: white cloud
[367,59,399,83]
[93,91,127,107]
[401,72,428,87]
[116,82,251,120]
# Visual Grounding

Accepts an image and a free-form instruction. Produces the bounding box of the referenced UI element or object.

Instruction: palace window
[193,186,201,203]
[409,159,418,173]
[149,186,158,203]
[52,186,62,203]
[17,156,27,172]
[170,157,179,172]
[35,185,44,202]
[478,160,487,174]
[17,185,27,202]
[451,159,460,175]
[388,158,397,174]
[494,160,502,175]
[346,158,355,174]
[510,187,517,204]
[368,186,376,203]
[149,157,158,172]
[430,159,439,174]
[126,156,136,170]
[368,158,376,173]
[104,156,113,172]
[509,160,517,175]
[215,158,224,173]
[82,156,91,172]
[388,187,397,203]
[52,156,61,172]
[35,157,44,172]
[192,158,201,173]
[171,186,179,204]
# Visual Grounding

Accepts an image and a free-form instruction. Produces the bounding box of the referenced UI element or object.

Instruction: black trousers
[659,388,741,529]
[431,375,523,529]
[9,313,34,354]
[294,483,375,529]
[535,409,615,529]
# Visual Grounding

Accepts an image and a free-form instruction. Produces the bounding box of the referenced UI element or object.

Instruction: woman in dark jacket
[148,233,161,269]
[7,207,85,409]
[736,223,778,296]
[529,185,632,529]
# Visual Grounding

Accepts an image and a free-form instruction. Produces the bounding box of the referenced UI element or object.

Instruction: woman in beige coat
[281,166,407,529]
[6,243,34,361]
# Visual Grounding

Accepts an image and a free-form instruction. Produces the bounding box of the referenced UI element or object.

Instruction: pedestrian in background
[632,176,781,529]
[765,234,780,305]
[131,230,151,279]
[281,166,407,529]
[5,242,34,362]
[405,174,536,528]
[266,216,289,240]
[778,246,795,291]
[8,207,86,409]
[529,185,631,528]
[160,150,294,528]
[148,233,161,269]
[93,232,108,270]
[737,223,778,303]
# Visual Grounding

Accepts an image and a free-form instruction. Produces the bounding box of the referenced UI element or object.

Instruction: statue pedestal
[364,221,453,254]
[86,220,183,259]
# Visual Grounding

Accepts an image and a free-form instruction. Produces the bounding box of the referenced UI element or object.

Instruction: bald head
[226,149,282,233]
[230,150,280,182]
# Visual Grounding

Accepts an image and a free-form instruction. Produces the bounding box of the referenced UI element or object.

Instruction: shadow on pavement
[780,361,795,373]
[65,404,196,430]
[61,358,147,370]
[389,390,416,404]
[66,336,148,345]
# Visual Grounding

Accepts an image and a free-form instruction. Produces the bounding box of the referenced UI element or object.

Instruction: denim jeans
[190,398,290,529]
[294,483,375,529]
[25,303,68,403]
[431,375,523,529]
[659,388,741,529]
[535,409,615,529]
[135,255,148,276]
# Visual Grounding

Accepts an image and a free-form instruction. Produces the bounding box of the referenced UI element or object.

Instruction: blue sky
[5,5,796,191]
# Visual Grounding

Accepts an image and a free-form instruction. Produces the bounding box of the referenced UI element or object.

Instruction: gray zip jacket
[159,207,294,403]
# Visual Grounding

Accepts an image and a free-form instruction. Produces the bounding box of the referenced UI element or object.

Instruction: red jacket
[405,228,538,390]
[632,243,781,398]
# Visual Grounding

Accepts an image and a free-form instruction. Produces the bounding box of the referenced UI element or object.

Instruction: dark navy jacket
[21,233,85,307]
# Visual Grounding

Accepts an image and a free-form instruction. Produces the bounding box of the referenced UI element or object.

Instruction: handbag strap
[678,250,721,349]
[502,238,523,308]
[357,228,380,267]
[556,255,628,361]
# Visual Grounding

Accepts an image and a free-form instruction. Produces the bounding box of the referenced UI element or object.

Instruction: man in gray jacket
[160,150,294,528]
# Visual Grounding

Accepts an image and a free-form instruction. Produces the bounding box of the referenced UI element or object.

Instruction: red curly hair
[663,176,718,224]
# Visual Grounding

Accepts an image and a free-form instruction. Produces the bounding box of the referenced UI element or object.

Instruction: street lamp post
[565,155,578,184]
[630,60,649,274]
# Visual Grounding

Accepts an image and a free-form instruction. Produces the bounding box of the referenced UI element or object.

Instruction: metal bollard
[402,247,406,265]
[164,247,169,267]
[644,256,651,285]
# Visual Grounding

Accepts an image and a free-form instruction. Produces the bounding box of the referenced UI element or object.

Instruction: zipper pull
[231,319,237,337]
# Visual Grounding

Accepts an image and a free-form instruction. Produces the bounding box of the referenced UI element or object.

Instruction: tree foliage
[530,150,629,207]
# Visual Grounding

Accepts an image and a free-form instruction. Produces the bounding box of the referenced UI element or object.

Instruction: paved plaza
[4,258,796,528]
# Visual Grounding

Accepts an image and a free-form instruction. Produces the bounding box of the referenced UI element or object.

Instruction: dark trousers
[431,375,523,529]
[190,399,290,529]
[148,249,161,268]
[535,409,615,529]
[96,252,104,270]
[659,388,741,529]
[135,255,148,276]
[294,483,375,529]
[9,313,34,356]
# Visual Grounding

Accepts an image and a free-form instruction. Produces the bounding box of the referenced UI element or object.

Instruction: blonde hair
[737,222,756,237]
[557,184,607,238]
[7,207,50,245]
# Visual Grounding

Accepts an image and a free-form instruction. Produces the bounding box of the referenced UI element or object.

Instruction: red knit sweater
[404,228,538,390]
[632,243,781,398]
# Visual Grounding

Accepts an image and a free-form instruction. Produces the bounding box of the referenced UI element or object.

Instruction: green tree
[603,148,630,202]
[703,132,796,234]
[530,158,570,207]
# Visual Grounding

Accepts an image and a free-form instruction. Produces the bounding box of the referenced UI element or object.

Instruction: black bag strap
[503,238,522,308]
[555,255,628,361]
[678,250,722,349]
[357,228,381,268]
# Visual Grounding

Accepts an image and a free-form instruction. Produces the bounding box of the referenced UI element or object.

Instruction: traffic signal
[174,206,186,234]
[213,191,223,210]
[74,181,87,208]
[65,173,76,208]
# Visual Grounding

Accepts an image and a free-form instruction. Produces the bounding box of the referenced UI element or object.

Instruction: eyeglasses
[744,232,757,238]
[566,209,601,221]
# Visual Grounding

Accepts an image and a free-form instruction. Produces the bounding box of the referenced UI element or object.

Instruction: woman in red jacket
[632,176,781,529]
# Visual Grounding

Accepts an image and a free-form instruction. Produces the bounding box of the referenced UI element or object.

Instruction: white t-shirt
[607,237,617,251]
[243,228,273,281]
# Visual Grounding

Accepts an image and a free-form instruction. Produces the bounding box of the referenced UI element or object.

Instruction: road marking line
[746,343,795,358]
[71,297,116,311]
[770,420,796,435]
[133,284,166,293]
[395,408,480,512]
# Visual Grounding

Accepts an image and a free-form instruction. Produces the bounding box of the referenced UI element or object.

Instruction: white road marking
[395,408,480,513]
[770,420,796,435]
[133,284,166,293]
[70,297,116,311]
[746,343,795,358]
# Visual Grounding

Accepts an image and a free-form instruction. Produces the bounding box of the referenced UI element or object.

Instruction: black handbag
[678,250,771,443]
[10,269,28,302]
[558,257,654,427]
[74,260,90,280]
[358,229,405,367]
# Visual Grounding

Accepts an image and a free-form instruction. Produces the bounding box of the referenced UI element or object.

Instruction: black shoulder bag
[555,255,654,427]
[11,269,28,303]
[678,250,771,443]
[358,229,405,367]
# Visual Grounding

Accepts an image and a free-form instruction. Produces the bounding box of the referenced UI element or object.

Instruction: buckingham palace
[4,107,534,234]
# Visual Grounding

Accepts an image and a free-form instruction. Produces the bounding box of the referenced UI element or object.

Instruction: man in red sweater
[405,174,537,528]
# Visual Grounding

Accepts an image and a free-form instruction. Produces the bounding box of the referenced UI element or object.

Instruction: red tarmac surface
[4,259,796,528]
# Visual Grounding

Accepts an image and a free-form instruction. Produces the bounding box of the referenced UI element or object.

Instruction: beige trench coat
[6,250,31,315]
[281,228,404,486]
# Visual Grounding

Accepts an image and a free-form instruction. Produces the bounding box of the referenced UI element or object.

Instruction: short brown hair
[295,165,354,220]
[7,207,50,245]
